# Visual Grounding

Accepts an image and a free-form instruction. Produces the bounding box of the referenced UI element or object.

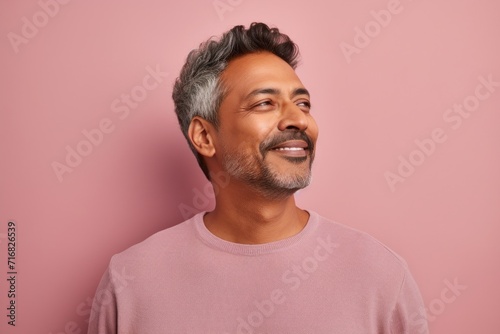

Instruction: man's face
[213,51,318,198]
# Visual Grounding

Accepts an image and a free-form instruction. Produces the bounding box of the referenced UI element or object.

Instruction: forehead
[220,52,305,97]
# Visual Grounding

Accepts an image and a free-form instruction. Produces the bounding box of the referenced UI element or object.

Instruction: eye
[296,100,311,111]
[251,100,275,110]
[256,101,272,106]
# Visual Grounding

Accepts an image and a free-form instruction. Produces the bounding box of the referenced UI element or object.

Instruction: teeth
[274,147,304,151]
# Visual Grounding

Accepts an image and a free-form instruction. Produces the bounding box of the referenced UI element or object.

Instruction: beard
[221,130,315,200]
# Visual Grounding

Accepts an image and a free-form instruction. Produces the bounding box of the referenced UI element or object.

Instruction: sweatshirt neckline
[193,210,318,256]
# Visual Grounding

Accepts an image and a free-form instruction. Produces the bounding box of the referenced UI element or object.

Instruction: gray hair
[172,22,300,179]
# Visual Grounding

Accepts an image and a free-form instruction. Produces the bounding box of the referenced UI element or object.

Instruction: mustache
[260,130,315,155]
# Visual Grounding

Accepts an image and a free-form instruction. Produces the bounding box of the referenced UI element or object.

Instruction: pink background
[1,0,499,333]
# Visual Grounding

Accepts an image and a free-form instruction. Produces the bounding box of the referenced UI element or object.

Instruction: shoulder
[108,214,200,272]
[310,211,409,276]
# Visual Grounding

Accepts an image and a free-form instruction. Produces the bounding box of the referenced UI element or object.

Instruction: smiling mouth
[270,140,309,158]
[273,147,306,151]
[271,148,308,159]
[270,140,308,150]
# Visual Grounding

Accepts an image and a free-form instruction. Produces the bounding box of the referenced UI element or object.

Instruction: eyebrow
[244,87,310,100]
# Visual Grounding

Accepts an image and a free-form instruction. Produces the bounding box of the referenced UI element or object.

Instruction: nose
[277,102,309,132]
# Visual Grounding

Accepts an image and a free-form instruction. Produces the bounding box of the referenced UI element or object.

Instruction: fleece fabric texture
[88,211,428,334]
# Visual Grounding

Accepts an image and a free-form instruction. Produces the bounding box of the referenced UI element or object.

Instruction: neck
[203,181,309,244]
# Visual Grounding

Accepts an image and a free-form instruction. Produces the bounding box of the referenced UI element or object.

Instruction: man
[88,23,429,333]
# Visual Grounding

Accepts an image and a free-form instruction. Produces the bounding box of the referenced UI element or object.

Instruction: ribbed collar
[193,210,319,256]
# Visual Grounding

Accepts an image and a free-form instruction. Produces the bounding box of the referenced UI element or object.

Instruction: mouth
[270,140,309,157]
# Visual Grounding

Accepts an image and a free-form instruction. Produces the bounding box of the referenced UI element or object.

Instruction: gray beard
[222,150,313,200]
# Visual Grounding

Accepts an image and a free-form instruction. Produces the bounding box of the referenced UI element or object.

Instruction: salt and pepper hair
[172,22,300,179]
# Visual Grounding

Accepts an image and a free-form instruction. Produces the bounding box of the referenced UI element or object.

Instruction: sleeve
[390,267,429,334]
[87,265,118,334]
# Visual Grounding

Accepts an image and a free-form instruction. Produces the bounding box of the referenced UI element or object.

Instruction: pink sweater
[88,211,429,333]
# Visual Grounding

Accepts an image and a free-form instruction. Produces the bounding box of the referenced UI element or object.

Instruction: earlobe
[188,117,216,158]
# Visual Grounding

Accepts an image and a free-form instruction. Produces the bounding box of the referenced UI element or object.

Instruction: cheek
[236,117,276,141]
[218,128,257,155]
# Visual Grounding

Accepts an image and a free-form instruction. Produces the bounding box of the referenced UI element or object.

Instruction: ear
[188,116,216,158]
